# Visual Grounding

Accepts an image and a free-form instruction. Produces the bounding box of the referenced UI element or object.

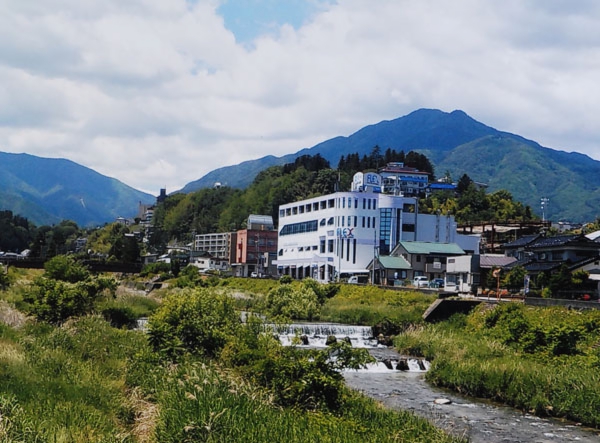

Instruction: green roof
[375,255,412,270]
[398,241,464,255]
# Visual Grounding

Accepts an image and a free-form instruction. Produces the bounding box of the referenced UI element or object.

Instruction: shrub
[147,287,241,359]
[44,255,90,283]
[101,305,138,329]
[264,284,320,320]
[23,277,115,324]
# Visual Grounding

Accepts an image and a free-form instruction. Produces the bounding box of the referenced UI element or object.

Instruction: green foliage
[147,287,241,359]
[397,303,600,427]
[44,254,90,282]
[279,274,293,284]
[321,285,434,329]
[0,316,148,441]
[23,276,116,324]
[139,261,171,278]
[264,281,321,320]
[0,210,37,253]
[248,341,373,411]
[135,355,461,443]
[301,278,340,304]
[502,265,527,291]
[0,265,10,290]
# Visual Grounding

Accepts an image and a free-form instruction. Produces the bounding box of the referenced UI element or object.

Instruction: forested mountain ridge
[0,152,154,227]
[179,109,600,223]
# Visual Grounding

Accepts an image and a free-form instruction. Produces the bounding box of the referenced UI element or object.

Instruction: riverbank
[344,370,600,443]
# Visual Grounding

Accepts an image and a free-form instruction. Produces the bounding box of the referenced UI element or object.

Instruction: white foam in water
[270,323,379,348]
[344,358,430,373]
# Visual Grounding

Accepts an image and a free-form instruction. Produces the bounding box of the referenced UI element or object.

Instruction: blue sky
[1,1,600,194]
[217,0,334,44]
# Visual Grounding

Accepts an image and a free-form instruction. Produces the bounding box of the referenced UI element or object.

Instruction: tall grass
[321,285,436,327]
[0,315,148,442]
[132,357,463,443]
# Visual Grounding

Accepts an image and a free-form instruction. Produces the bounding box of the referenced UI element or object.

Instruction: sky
[1,0,600,195]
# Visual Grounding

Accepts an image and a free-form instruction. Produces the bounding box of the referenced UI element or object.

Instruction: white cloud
[0,0,599,195]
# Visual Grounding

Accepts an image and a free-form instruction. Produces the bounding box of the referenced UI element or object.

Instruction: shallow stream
[344,348,600,443]
[273,321,600,442]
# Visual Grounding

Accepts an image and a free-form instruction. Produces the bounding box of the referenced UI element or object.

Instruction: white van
[412,276,429,288]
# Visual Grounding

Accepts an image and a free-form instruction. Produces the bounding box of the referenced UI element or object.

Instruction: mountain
[0,152,155,227]
[179,109,600,223]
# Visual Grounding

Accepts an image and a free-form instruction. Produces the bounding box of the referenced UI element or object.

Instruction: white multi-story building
[275,172,479,283]
[194,232,231,259]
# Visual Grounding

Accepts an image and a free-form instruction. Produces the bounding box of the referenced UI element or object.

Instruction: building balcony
[425,263,446,274]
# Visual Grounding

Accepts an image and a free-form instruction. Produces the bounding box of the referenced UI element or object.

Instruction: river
[344,367,600,443]
[272,321,600,442]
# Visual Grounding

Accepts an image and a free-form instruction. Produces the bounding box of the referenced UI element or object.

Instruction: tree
[44,255,90,283]
[503,265,527,291]
[456,174,473,194]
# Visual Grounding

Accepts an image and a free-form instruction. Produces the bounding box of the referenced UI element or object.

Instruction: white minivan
[412,276,429,288]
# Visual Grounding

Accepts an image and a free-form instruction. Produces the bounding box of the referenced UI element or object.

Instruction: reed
[142,358,463,443]
[0,315,147,442]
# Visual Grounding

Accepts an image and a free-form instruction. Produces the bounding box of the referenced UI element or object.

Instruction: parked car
[429,278,444,288]
[412,276,429,288]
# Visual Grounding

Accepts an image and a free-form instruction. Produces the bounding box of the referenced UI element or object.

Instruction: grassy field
[0,269,464,442]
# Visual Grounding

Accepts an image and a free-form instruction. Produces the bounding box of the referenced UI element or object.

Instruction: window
[279,220,318,236]
[416,255,421,263]
[320,239,325,253]
[320,219,326,226]
[403,223,415,232]
[328,239,334,253]
[327,217,334,225]
[328,199,335,208]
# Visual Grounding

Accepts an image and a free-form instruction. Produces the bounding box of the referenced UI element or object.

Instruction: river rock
[325,335,337,345]
[396,358,409,371]
[382,359,394,370]
[433,398,452,405]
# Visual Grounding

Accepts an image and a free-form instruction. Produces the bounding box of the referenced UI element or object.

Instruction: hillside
[179,109,600,223]
[0,152,155,227]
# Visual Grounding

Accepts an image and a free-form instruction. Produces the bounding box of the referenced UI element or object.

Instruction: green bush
[44,255,90,283]
[264,283,320,320]
[101,305,138,328]
[23,276,115,324]
[139,261,171,278]
[147,287,241,359]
